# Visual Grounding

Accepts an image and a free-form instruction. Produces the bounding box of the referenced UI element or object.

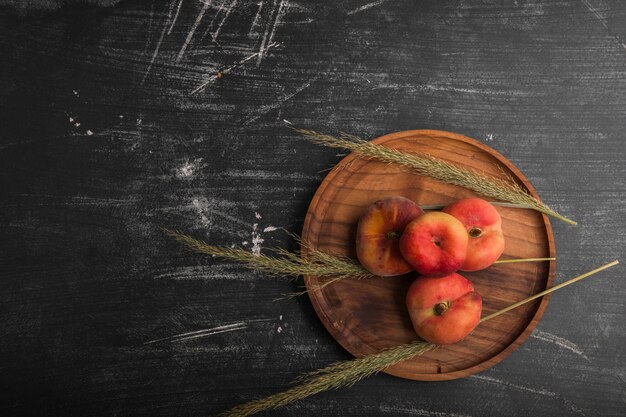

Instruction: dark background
[1,0,625,416]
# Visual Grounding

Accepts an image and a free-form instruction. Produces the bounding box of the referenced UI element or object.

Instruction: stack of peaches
[356,197,505,345]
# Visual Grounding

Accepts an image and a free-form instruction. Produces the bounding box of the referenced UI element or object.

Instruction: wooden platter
[301,130,556,381]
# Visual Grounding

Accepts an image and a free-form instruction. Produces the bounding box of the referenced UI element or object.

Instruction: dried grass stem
[222,261,617,416]
[292,128,576,226]
[222,341,438,417]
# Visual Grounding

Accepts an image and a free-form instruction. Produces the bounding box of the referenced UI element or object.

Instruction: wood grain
[302,130,556,380]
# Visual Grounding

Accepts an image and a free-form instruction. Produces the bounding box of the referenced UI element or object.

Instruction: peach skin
[406,273,482,345]
[443,198,505,271]
[356,196,424,276]
[399,211,468,277]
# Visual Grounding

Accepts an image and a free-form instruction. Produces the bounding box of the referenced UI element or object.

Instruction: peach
[406,273,482,345]
[399,211,468,277]
[356,197,424,276]
[443,198,505,271]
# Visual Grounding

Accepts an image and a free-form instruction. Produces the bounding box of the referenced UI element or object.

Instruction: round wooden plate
[301,130,556,381]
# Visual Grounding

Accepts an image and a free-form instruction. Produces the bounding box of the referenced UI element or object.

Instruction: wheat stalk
[163,229,372,284]
[165,229,554,295]
[222,260,618,417]
[291,127,577,226]
[222,340,437,417]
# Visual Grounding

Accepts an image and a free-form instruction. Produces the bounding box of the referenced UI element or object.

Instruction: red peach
[443,198,505,271]
[399,211,468,277]
[356,197,424,276]
[406,273,482,345]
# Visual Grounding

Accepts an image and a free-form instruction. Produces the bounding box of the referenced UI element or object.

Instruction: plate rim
[301,129,556,381]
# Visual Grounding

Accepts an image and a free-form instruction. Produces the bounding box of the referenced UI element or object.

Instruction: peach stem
[421,202,538,210]
[479,260,619,323]
[493,257,555,264]
[434,302,449,315]
[386,231,400,240]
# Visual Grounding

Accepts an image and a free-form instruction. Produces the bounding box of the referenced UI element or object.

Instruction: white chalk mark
[255,212,262,219]
[198,0,227,43]
[470,375,587,416]
[14,194,140,207]
[168,0,184,34]
[190,42,280,94]
[172,328,242,342]
[373,82,529,97]
[255,0,277,65]
[471,375,556,397]
[153,264,256,281]
[424,83,527,96]
[256,0,284,66]
[379,406,474,417]
[176,0,211,63]
[217,168,319,181]
[190,197,254,238]
[209,0,226,25]
[580,0,626,51]
[192,198,213,229]
[249,0,264,36]
[176,162,195,178]
[263,226,278,232]
[242,75,319,125]
[347,0,390,16]
[212,208,253,229]
[531,330,589,360]
[141,1,157,55]
[144,319,272,345]
[251,223,264,256]
[262,0,287,63]
[144,322,246,344]
[86,130,93,136]
[142,0,177,85]
[175,158,204,179]
[213,0,238,41]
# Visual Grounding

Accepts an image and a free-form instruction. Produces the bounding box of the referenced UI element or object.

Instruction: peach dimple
[399,211,468,277]
[443,198,505,271]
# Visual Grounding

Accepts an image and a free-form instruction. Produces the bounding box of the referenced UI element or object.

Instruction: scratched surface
[1,0,625,416]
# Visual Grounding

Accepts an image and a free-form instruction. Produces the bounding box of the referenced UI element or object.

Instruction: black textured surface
[1,1,625,416]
